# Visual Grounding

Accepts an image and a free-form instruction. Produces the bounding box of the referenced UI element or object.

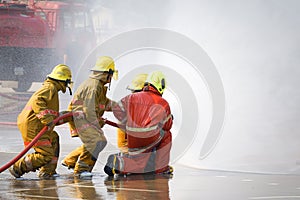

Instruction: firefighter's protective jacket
[68,76,114,135]
[113,85,173,154]
[17,78,64,138]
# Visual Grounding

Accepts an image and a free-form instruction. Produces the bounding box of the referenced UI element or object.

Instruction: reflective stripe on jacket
[17,79,62,138]
[113,85,173,152]
[68,77,113,133]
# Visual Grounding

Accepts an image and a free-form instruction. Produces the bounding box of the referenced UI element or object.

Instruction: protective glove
[73,111,85,120]
[55,111,72,125]
[59,111,69,115]
[41,116,55,126]
[60,111,73,124]
[99,118,105,128]
[46,121,54,131]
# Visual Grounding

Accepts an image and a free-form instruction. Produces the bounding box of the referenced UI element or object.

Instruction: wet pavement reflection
[2,153,300,199]
[0,171,172,200]
[104,174,171,200]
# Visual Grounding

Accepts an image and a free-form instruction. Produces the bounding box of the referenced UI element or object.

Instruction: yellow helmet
[47,64,72,83]
[127,73,148,92]
[91,56,118,80]
[145,71,166,95]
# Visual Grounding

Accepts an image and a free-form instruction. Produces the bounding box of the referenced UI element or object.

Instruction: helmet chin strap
[106,73,112,90]
[65,79,72,95]
[68,86,72,95]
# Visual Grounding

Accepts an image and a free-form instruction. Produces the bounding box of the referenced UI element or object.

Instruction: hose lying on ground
[0,112,123,174]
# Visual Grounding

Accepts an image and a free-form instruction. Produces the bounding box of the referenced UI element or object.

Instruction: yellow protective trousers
[117,128,128,154]
[13,130,59,176]
[63,126,107,174]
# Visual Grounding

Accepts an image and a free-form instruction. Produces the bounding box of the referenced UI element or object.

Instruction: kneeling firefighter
[117,73,148,154]
[104,71,174,176]
[9,64,73,178]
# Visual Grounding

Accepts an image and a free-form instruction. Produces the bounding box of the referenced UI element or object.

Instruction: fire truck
[0,0,96,92]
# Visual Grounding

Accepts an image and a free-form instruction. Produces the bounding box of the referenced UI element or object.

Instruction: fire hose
[0,112,123,174]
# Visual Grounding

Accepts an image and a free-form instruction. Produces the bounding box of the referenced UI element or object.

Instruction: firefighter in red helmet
[104,71,173,176]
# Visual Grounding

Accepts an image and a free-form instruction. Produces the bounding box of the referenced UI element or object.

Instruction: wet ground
[1,127,300,200]
[1,89,300,199]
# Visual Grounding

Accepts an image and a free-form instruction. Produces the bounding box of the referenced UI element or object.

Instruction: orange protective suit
[104,85,173,175]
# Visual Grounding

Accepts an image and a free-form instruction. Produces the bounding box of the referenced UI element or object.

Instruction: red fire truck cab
[0,0,96,92]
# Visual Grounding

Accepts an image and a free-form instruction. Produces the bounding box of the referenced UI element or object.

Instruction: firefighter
[104,71,173,176]
[117,73,148,154]
[62,56,118,178]
[9,64,73,179]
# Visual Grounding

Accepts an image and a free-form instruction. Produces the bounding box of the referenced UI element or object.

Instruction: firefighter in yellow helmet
[104,70,173,176]
[9,64,73,179]
[62,56,118,178]
[117,73,148,154]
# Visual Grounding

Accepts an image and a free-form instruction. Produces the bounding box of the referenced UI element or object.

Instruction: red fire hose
[102,118,125,130]
[0,112,123,174]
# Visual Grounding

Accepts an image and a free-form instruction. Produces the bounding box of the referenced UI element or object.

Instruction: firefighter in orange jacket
[9,64,73,179]
[62,56,118,177]
[104,71,173,176]
[117,73,148,154]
